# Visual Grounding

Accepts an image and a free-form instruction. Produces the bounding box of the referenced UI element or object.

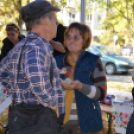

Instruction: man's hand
[132,76,134,82]
[50,40,66,53]
[61,80,82,91]
[51,104,59,118]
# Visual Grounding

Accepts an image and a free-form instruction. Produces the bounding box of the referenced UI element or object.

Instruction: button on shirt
[0,32,65,113]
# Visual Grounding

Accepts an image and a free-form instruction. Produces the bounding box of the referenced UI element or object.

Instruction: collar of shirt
[27,32,54,53]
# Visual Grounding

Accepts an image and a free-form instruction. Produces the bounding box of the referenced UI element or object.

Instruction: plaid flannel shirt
[0,32,65,113]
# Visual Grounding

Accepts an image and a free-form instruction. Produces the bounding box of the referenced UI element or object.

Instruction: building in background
[57,0,106,40]
[0,0,106,42]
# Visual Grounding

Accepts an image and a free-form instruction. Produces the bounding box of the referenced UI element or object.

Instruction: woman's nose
[69,37,74,42]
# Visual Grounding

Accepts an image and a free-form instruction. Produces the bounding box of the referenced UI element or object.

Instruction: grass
[0,109,8,134]
[107,81,133,92]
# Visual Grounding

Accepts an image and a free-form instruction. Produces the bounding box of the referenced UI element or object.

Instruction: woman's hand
[57,68,61,74]
[61,80,82,90]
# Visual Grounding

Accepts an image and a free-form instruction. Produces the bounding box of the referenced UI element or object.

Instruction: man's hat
[20,0,60,22]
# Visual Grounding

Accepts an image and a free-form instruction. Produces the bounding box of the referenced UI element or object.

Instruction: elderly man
[0,1,64,134]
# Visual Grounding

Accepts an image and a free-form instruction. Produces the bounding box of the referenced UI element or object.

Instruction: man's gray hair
[25,11,53,31]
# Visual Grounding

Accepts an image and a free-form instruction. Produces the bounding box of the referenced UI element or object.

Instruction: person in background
[55,22,107,134]
[126,76,134,134]
[0,23,25,61]
[50,23,66,57]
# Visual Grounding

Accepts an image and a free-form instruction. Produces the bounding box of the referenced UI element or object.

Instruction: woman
[55,22,107,134]
[0,23,25,134]
[0,23,25,61]
[126,76,134,134]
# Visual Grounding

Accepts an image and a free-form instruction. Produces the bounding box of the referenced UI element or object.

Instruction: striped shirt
[66,58,107,122]
[0,32,65,113]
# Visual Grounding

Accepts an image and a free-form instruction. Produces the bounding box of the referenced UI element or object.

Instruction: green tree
[0,0,33,45]
[0,0,33,30]
[0,0,70,31]
[99,30,113,46]
[92,0,134,48]
[0,0,69,46]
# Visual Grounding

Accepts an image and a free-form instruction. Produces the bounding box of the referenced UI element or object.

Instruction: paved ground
[106,73,133,83]
[106,73,133,99]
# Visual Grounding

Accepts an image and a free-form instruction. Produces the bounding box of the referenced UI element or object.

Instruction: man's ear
[43,17,50,27]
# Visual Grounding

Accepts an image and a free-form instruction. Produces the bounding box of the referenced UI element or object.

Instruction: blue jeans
[126,111,134,134]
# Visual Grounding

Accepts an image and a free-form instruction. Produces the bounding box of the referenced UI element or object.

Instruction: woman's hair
[6,23,20,36]
[64,22,92,50]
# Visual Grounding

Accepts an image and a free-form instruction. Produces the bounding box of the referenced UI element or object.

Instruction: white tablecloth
[0,83,12,114]
[113,101,133,134]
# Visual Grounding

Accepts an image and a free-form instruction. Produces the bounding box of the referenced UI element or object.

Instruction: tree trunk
[17,0,30,32]
[17,0,23,31]
[133,31,134,57]
[132,3,134,57]
[51,0,54,5]
[27,0,30,4]
[18,15,23,32]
